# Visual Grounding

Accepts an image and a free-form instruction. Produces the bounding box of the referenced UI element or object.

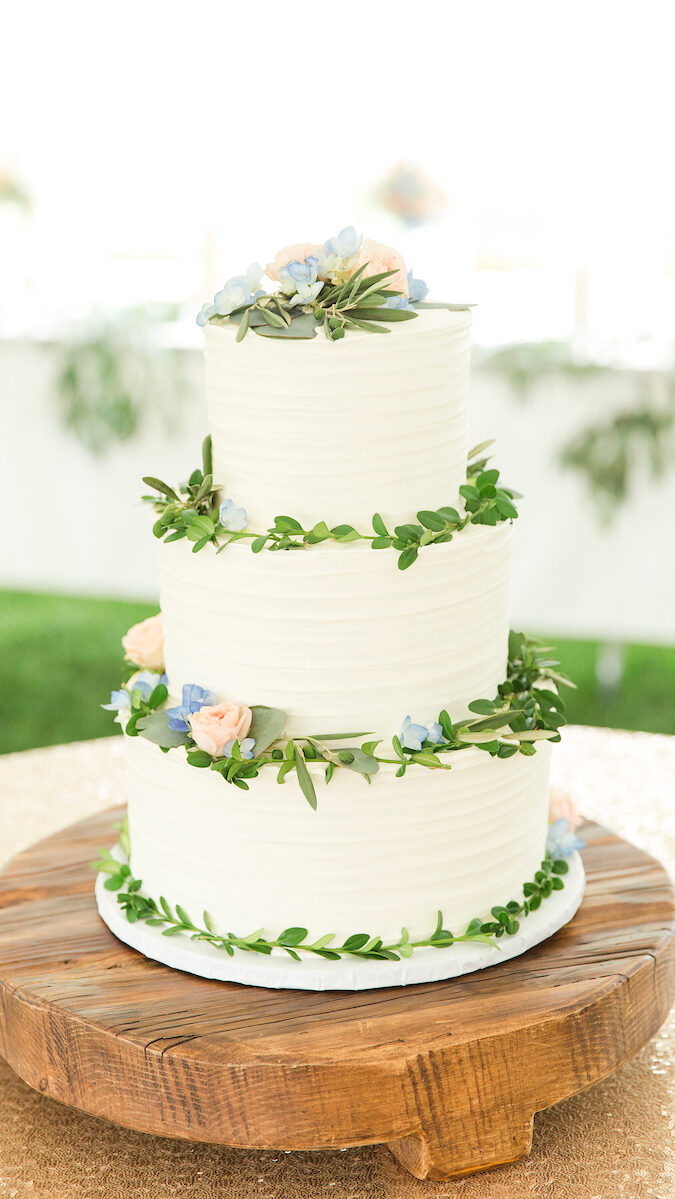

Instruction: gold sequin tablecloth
[0,727,674,1199]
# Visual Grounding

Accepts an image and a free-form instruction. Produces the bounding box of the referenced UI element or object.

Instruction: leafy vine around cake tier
[141,437,520,568]
[93,818,573,963]
[106,632,574,810]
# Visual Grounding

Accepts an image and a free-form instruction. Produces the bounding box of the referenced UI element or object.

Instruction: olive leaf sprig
[216,265,424,343]
[142,439,520,569]
[94,829,570,963]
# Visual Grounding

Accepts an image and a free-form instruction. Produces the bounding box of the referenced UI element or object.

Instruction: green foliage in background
[478,341,675,519]
[0,590,673,756]
[56,303,188,454]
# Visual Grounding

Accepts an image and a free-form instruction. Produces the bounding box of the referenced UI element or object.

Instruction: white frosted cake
[97,228,584,988]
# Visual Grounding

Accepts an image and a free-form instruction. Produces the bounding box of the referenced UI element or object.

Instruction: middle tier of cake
[157,521,513,738]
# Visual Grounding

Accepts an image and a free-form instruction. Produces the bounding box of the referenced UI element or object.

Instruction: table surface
[1,726,674,1199]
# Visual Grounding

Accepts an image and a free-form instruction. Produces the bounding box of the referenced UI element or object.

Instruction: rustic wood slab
[0,808,673,1182]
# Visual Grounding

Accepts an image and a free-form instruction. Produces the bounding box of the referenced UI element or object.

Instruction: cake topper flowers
[195,226,445,342]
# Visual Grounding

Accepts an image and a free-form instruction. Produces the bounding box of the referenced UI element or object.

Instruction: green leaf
[294,745,317,810]
[254,313,318,339]
[468,698,495,715]
[248,705,286,755]
[274,515,304,533]
[371,536,392,549]
[330,524,360,541]
[136,712,190,749]
[416,510,446,531]
[372,512,389,536]
[259,306,287,328]
[350,307,417,322]
[187,749,213,768]
[148,683,168,709]
[467,438,494,460]
[398,546,419,570]
[308,520,331,543]
[333,748,379,777]
[437,506,461,523]
[341,933,370,951]
[142,476,180,502]
[477,469,499,487]
[439,709,454,738]
[393,523,422,544]
[277,927,309,946]
[235,308,249,341]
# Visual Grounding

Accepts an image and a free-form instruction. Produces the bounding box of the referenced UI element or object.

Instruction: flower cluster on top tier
[196,227,435,342]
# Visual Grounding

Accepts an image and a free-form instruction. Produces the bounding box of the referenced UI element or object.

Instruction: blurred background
[1,0,674,754]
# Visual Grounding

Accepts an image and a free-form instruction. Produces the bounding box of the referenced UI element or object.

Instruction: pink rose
[266,242,322,282]
[549,786,581,830]
[121,614,164,671]
[189,702,252,758]
[356,238,408,296]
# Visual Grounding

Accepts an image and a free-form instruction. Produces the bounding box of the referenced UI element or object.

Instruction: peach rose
[356,238,408,296]
[266,242,322,282]
[188,702,252,757]
[121,614,164,671]
[549,786,581,830]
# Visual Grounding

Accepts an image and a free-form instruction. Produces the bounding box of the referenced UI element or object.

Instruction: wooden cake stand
[0,807,673,1182]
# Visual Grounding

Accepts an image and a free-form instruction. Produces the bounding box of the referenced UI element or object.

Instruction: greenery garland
[142,437,520,569]
[94,821,570,963]
[115,631,573,810]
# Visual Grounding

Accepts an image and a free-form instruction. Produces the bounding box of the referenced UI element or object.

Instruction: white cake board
[96,850,585,991]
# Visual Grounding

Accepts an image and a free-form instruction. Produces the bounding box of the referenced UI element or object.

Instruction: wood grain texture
[0,808,673,1182]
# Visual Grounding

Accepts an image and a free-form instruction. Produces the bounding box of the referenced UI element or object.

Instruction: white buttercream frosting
[157,522,513,738]
[204,307,471,529]
[125,734,552,944]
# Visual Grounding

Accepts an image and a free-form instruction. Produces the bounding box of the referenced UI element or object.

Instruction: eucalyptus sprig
[142,439,520,568]
[109,632,573,810]
[93,829,570,963]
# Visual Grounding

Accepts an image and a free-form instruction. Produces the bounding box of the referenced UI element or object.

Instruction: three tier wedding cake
[96,227,585,990]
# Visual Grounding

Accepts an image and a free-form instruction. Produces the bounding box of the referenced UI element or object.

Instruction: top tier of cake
[204,307,471,529]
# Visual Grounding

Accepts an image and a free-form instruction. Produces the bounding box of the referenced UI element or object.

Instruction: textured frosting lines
[126,735,551,944]
[204,308,471,529]
[157,523,513,738]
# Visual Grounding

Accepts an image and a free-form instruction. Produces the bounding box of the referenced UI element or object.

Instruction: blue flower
[196,302,216,327]
[197,263,265,324]
[399,716,445,751]
[399,716,429,752]
[101,689,131,712]
[323,226,362,258]
[222,737,256,760]
[102,670,167,712]
[546,818,586,859]
[384,294,414,310]
[279,256,323,307]
[407,269,428,304]
[219,498,248,532]
[166,683,218,733]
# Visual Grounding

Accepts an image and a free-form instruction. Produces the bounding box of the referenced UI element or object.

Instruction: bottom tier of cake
[124,734,552,946]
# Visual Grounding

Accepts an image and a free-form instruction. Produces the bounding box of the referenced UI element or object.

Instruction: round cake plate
[1,806,674,1183]
[95,844,586,991]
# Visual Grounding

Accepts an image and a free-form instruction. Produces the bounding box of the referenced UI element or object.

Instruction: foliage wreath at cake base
[93,226,584,976]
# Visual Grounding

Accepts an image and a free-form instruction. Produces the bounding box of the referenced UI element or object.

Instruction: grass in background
[0,590,673,755]
[0,591,156,754]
